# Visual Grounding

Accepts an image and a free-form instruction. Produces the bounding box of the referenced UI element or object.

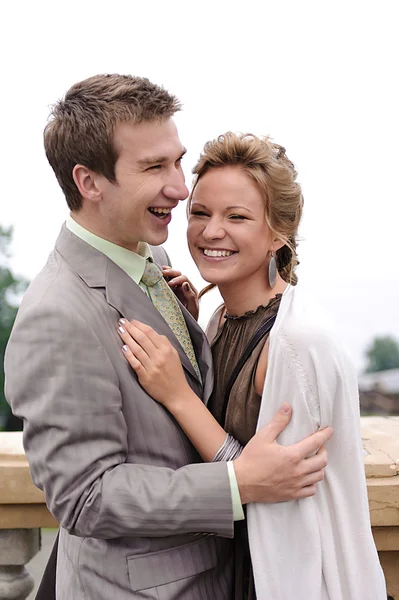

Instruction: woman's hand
[162,266,199,321]
[117,319,192,408]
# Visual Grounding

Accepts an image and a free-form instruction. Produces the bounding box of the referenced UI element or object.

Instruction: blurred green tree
[365,335,399,373]
[0,225,28,429]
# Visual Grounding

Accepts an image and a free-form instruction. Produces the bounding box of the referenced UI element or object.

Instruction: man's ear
[72,164,102,203]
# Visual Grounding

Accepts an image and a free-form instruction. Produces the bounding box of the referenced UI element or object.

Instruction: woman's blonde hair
[188,132,304,298]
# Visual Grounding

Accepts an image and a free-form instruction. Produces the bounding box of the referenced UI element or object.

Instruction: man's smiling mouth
[148,207,172,219]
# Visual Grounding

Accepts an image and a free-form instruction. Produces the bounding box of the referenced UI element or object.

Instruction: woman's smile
[200,247,238,260]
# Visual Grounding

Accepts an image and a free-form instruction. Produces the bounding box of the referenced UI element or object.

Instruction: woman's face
[187,165,276,288]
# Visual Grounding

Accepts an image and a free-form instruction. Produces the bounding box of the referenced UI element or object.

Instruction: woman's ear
[270,237,286,253]
[72,164,102,203]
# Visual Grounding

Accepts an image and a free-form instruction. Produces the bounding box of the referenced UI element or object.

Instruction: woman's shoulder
[271,285,359,426]
[276,284,351,364]
[205,303,226,343]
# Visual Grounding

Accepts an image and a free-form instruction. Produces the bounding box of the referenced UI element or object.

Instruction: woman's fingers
[117,317,185,405]
[121,319,167,351]
[162,271,199,320]
[182,281,198,297]
[162,266,182,279]
[121,343,145,373]
[162,267,198,295]
[117,319,177,369]
[161,266,199,315]
[117,322,153,370]
[178,283,199,320]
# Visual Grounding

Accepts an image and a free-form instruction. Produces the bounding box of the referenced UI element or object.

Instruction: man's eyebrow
[138,148,187,167]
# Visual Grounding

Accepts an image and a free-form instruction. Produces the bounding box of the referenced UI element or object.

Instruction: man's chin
[146,230,169,247]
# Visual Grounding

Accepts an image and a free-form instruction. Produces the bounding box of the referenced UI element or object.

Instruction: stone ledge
[362,416,399,478]
[0,419,398,529]
[0,432,25,462]
[0,505,58,529]
[367,477,399,527]
[0,463,45,505]
[373,526,399,551]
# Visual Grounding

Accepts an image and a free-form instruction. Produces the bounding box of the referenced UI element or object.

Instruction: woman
[117,133,386,599]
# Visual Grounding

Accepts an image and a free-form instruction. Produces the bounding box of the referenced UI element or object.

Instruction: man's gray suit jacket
[5,225,234,599]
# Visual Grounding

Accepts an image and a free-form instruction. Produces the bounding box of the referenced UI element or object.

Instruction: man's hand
[233,404,333,504]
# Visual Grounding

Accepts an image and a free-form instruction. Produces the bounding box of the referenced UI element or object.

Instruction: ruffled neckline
[224,294,282,320]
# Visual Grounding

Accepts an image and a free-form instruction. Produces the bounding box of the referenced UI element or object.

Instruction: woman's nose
[202,219,225,240]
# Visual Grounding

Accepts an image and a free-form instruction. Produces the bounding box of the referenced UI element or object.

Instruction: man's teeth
[149,207,171,214]
[203,249,234,258]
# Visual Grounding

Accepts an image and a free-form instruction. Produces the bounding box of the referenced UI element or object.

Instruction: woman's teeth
[203,249,234,257]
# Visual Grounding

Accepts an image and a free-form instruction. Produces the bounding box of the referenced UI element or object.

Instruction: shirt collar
[66,216,152,284]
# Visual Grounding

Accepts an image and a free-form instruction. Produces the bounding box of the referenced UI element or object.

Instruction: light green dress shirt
[66,216,244,521]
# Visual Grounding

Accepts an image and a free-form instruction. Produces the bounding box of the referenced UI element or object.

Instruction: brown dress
[208,295,282,600]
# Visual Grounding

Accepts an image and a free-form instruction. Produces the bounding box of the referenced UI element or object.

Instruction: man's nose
[163,169,189,201]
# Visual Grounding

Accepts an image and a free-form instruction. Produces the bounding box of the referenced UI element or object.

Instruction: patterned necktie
[141,258,201,380]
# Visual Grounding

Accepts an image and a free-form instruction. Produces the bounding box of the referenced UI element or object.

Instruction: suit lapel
[55,224,201,384]
[150,246,214,400]
[105,260,200,382]
[179,303,214,405]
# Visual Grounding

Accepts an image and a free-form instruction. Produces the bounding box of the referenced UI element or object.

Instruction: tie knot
[141,259,163,287]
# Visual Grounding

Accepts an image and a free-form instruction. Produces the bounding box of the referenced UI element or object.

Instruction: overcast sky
[1,0,398,370]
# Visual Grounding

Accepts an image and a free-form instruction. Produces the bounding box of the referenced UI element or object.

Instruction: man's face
[96,119,188,252]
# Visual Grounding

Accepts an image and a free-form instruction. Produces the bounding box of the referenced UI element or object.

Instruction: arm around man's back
[5,301,234,539]
[233,404,332,505]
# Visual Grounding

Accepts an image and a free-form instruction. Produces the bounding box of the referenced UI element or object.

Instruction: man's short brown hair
[44,74,182,210]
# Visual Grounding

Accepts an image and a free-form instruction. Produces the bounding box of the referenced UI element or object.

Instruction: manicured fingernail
[119,318,126,325]
[280,403,290,413]
[118,326,126,334]
[122,345,129,352]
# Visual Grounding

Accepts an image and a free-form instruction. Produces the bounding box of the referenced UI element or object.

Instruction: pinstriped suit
[5,225,234,599]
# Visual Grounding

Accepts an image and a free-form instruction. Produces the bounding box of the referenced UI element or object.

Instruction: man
[5,74,332,599]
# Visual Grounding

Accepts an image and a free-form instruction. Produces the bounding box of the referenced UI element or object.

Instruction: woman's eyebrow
[226,205,255,215]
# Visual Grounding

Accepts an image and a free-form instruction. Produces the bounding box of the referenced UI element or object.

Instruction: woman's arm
[117,319,333,504]
[117,318,240,462]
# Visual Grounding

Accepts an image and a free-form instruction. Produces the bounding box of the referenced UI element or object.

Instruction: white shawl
[246,284,386,599]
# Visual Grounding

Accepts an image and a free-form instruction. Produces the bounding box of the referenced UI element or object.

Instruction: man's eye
[147,165,162,171]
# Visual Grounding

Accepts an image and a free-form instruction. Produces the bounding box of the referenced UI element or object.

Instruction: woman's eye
[229,214,246,220]
[190,210,209,217]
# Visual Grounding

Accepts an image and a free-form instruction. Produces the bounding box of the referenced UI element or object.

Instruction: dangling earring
[268,252,277,289]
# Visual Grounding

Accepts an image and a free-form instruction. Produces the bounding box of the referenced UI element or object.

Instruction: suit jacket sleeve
[5,301,234,540]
